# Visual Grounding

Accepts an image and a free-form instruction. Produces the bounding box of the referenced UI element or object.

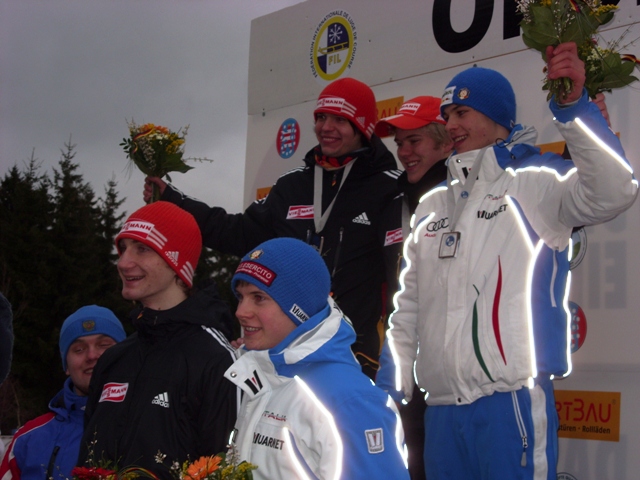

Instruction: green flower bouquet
[518,0,639,100]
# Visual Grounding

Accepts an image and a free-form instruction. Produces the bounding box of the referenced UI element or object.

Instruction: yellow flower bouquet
[120,121,211,202]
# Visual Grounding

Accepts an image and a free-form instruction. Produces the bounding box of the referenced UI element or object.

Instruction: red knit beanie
[115,201,202,287]
[314,77,377,140]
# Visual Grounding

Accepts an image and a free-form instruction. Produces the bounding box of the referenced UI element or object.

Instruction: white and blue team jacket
[377,92,637,407]
[225,298,409,480]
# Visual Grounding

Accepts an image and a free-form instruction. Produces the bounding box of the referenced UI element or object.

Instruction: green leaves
[519,0,635,100]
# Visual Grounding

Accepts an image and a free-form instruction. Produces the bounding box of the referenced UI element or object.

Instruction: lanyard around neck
[313,161,355,233]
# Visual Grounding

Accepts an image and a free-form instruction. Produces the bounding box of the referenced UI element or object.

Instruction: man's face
[314,112,363,158]
[442,104,509,154]
[66,334,117,396]
[394,126,453,184]
[235,282,296,351]
[117,238,181,310]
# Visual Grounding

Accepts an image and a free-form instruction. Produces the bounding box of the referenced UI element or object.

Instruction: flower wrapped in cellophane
[120,121,212,202]
[517,0,639,100]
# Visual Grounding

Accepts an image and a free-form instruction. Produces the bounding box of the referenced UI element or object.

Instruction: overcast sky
[0,0,304,217]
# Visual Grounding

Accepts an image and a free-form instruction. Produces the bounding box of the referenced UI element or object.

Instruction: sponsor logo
[151,392,170,408]
[477,204,507,220]
[398,102,421,115]
[99,382,129,403]
[236,261,277,287]
[310,10,357,81]
[441,86,455,106]
[244,370,264,395]
[384,228,403,246]
[277,118,300,159]
[81,320,96,332]
[569,227,587,270]
[253,432,285,450]
[262,410,287,423]
[484,191,506,201]
[290,304,309,323]
[121,220,154,234]
[165,251,179,266]
[287,205,314,220]
[352,212,371,225]
[365,428,384,454]
[426,217,449,234]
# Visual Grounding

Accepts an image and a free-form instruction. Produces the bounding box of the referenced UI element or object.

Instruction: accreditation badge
[439,231,460,258]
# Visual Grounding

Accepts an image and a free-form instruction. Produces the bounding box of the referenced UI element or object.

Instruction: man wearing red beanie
[144,78,403,379]
[78,201,239,477]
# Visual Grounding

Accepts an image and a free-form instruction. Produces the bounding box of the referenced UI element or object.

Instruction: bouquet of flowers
[518,0,639,100]
[155,449,257,480]
[120,121,212,202]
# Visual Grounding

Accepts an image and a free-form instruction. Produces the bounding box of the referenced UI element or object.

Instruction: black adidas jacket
[78,284,239,477]
[162,136,403,378]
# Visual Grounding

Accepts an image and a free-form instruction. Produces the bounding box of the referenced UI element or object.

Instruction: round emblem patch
[277,118,300,159]
[457,87,470,100]
[568,301,587,353]
[82,319,96,332]
[310,10,357,82]
[249,249,263,260]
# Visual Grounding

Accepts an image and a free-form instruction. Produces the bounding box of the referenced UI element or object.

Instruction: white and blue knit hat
[59,305,126,370]
[232,238,331,326]
[440,66,516,131]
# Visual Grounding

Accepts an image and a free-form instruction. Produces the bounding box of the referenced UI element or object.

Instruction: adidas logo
[165,251,179,266]
[352,212,371,225]
[151,392,170,408]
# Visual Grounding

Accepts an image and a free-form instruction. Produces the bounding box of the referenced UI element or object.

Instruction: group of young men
[1,40,637,480]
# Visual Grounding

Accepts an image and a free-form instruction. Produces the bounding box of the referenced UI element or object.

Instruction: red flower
[71,466,117,480]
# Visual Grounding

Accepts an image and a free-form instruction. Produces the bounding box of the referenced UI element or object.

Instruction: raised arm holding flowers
[120,121,211,203]
[518,0,638,101]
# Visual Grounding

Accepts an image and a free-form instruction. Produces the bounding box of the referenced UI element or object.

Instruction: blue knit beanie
[440,66,516,131]
[59,305,126,371]
[232,238,331,326]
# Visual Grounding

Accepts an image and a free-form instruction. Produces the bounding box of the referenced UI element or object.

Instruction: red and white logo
[99,382,129,403]
[287,205,314,220]
[384,228,403,246]
[236,261,277,287]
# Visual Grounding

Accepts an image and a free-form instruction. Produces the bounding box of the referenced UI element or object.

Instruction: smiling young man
[143,77,403,380]
[0,305,125,480]
[78,201,238,477]
[374,96,453,480]
[224,237,409,480]
[378,42,637,479]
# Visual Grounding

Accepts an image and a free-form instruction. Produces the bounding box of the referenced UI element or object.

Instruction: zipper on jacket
[511,391,528,467]
[46,445,60,479]
[331,227,344,278]
[550,248,558,308]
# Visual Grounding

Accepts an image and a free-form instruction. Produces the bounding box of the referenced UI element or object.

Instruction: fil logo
[365,428,384,454]
[152,392,170,408]
[352,212,371,225]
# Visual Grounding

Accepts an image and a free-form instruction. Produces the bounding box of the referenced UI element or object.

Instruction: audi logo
[426,217,449,232]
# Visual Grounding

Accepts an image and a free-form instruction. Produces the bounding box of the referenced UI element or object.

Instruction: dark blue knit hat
[440,66,516,131]
[232,238,331,326]
[59,305,126,371]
